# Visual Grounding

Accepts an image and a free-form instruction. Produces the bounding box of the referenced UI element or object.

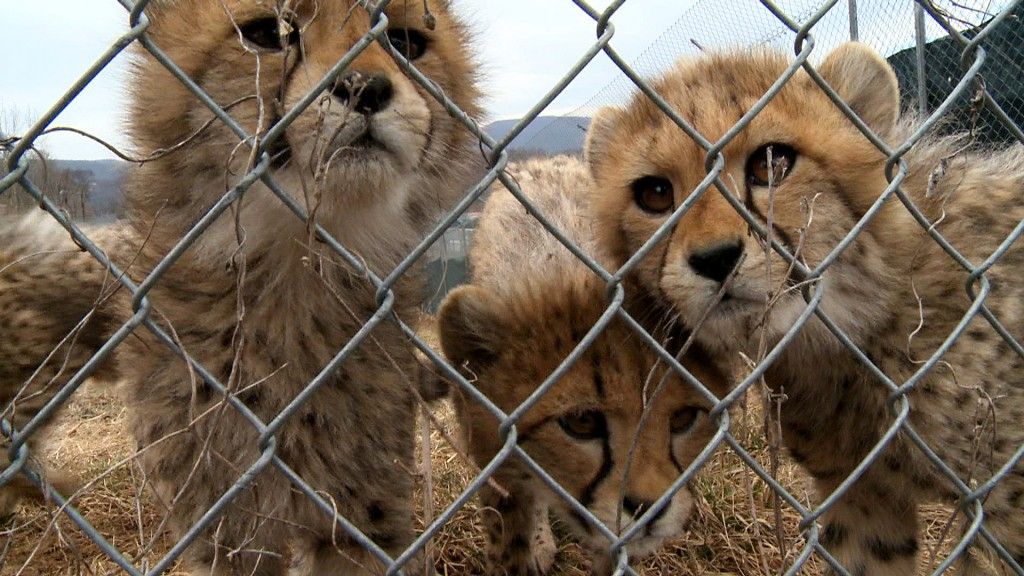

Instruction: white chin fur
[188,168,411,273]
[576,495,693,561]
[678,272,876,356]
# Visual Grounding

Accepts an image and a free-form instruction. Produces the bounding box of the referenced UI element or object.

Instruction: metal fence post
[915,2,929,115]
[848,0,859,41]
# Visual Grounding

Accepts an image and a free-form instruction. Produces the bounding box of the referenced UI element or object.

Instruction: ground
[0,321,963,576]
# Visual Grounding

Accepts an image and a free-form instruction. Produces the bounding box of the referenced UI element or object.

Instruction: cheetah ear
[584,106,624,176]
[437,285,508,375]
[818,42,900,137]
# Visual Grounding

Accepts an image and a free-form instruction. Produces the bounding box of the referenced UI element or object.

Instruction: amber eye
[746,143,796,187]
[239,16,300,51]
[631,176,674,214]
[386,28,429,60]
[670,407,703,435]
[558,410,607,440]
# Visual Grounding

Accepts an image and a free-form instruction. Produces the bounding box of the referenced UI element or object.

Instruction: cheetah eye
[670,407,703,435]
[386,28,429,61]
[632,176,674,214]
[239,15,300,52]
[746,143,796,188]
[558,410,607,441]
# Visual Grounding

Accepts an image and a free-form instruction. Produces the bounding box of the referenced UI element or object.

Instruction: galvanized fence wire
[0,0,1022,575]
[523,0,1023,159]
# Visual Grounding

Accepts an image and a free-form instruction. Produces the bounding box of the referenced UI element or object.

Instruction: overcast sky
[1,0,1003,160]
[0,0,699,160]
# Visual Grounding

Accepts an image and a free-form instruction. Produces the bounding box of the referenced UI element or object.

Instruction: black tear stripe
[866,536,919,562]
[568,509,593,536]
[580,431,613,509]
[264,107,291,169]
[743,186,796,258]
[266,49,306,169]
[592,354,605,398]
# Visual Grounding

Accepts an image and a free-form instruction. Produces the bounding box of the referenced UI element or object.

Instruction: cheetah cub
[438,156,728,575]
[0,1,480,574]
[586,43,1024,574]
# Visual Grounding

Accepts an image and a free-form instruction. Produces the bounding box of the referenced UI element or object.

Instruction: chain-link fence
[1,0,1022,575]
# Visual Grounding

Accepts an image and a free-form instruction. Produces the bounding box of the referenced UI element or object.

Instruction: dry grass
[1,325,967,575]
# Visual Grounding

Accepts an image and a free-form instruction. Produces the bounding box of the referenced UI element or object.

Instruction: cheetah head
[438,280,729,565]
[585,43,903,354]
[129,0,481,258]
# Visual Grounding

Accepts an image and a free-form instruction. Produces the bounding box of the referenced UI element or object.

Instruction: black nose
[622,497,652,518]
[332,72,394,115]
[688,241,744,283]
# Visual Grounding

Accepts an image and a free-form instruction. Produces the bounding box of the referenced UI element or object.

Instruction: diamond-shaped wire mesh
[0,0,1021,575]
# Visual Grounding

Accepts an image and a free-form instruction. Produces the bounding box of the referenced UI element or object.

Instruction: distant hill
[484,115,590,156]
[51,158,128,220]
[36,116,591,221]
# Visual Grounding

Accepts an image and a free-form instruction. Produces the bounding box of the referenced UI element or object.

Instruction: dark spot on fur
[183,379,214,403]
[822,522,847,548]
[966,328,988,342]
[509,533,529,550]
[866,536,918,562]
[317,535,354,555]
[240,387,263,405]
[911,472,934,490]
[793,425,814,441]
[368,531,398,549]
[884,453,903,472]
[955,389,973,407]
[494,495,515,515]
[1009,489,1023,507]
[367,501,385,522]
[810,467,845,482]
[313,315,329,335]
[870,484,889,502]
[570,324,585,344]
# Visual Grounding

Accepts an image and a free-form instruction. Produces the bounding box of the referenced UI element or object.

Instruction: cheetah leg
[957,478,1024,576]
[0,439,80,518]
[291,539,383,576]
[480,483,557,576]
[186,543,287,576]
[817,480,919,576]
[0,238,122,516]
[0,413,90,519]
